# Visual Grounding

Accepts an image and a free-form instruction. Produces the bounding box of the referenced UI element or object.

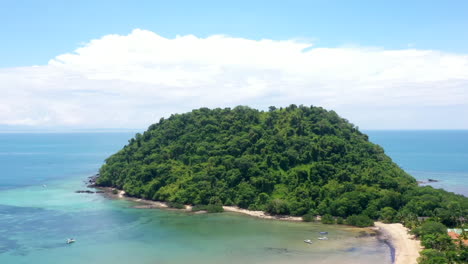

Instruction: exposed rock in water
[75,190,95,194]
[264,247,291,254]
[86,173,100,187]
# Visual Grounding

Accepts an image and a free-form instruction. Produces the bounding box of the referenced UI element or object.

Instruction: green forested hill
[96,105,467,224]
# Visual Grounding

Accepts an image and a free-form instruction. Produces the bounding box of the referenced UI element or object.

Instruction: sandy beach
[223,206,303,221]
[375,222,422,264]
[100,187,198,211]
[100,187,302,219]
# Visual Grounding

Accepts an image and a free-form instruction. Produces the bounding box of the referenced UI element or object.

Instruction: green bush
[380,207,397,223]
[321,214,335,224]
[224,198,234,206]
[168,201,185,209]
[191,204,224,213]
[206,204,224,213]
[413,221,447,237]
[191,205,207,212]
[345,214,374,227]
[336,217,344,224]
[302,213,315,222]
[266,199,290,215]
[421,234,455,251]
[418,249,449,264]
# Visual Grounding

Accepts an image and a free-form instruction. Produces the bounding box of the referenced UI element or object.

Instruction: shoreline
[375,222,422,264]
[97,187,193,211]
[93,185,419,263]
[222,206,303,221]
[97,187,308,221]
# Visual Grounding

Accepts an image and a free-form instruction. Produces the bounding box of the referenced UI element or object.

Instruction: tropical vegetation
[96,105,467,263]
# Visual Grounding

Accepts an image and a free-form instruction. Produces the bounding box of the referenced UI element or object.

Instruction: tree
[336,217,344,224]
[302,213,315,222]
[266,199,290,215]
[422,234,454,251]
[418,249,448,264]
[413,221,447,237]
[321,214,335,224]
[346,214,374,227]
[235,182,256,208]
[380,207,397,223]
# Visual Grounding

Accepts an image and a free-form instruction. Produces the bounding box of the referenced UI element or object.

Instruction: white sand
[117,190,125,198]
[100,187,190,210]
[223,206,303,221]
[375,222,422,264]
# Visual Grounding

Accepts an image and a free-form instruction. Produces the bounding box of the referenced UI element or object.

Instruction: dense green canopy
[96,105,467,224]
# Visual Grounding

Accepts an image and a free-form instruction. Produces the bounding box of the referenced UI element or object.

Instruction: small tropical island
[95,105,467,263]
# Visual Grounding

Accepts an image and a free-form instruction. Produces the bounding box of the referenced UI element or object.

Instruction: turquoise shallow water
[3,130,466,263]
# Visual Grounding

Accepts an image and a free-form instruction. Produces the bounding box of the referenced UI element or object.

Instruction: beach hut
[447,229,468,246]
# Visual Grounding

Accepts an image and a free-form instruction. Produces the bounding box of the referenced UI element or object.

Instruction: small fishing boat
[304,239,313,244]
[318,236,328,240]
[319,231,328,234]
[66,238,75,244]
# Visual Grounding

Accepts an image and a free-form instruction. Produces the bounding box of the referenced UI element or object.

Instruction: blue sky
[2,0,468,67]
[1,0,468,129]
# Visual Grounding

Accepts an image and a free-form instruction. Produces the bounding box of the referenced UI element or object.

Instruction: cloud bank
[1,29,468,129]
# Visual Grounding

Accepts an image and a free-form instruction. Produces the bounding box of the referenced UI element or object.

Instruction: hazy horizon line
[1,128,467,134]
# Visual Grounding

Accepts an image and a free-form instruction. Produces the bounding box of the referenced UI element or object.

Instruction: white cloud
[1,29,468,129]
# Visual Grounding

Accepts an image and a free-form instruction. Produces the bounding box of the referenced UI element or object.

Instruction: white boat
[318,236,328,240]
[66,238,75,244]
[304,239,313,244]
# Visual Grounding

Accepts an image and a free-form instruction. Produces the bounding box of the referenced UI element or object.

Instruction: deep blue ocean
[0,130,466,264]
[366,130,468,196]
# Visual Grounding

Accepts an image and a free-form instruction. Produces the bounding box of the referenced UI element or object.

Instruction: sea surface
[366,130,468,196]
[1,130,466,263]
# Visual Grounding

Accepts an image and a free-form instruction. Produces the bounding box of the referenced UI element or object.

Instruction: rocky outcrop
[86,174,100,187]
[75,190,95,194]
